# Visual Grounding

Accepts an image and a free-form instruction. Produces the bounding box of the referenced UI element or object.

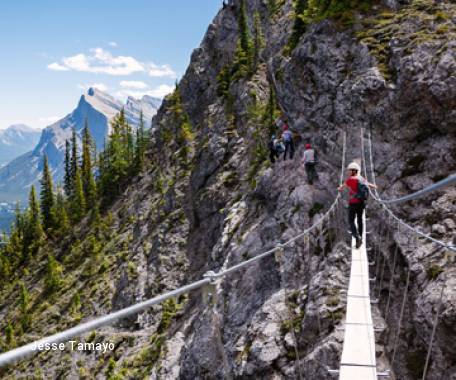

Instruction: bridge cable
[390,266,411,367]
[421,272,446,380]
[365,129,456,253]
[364,129,453,376]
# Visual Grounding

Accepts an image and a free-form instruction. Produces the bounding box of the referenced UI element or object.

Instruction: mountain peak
[2,124,36,133]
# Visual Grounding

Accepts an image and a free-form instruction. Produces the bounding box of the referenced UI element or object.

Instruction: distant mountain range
[0,88,162,204]
[0,124,41,166]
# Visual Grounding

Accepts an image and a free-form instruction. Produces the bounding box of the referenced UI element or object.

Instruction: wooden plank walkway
[339,214,377,380]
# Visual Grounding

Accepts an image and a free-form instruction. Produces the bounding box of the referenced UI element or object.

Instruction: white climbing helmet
[347,162,361,172]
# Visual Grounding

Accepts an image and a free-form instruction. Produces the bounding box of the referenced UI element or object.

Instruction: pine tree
[0,244,11,279]
[133,111,147,174]
[64,139,72,196]
[70,128,79,184]
[40,155,56,232]
[70,168,86,222]
[5,322,16,349]
[22,186,43,261]
[5,204,25,266]
[53,191,69,235]
[287,0,308,53]
[238,0,251,55]
[45,254,63,293]
[19,282,31,330]
[263,86,280,135]
[232,0,253,79]
[252,11,265,70]
[98,109,132,206]
[81,121,97,209]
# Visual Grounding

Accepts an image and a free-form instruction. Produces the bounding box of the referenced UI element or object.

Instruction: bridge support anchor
[326,366,339,375]
[202,271,218,306]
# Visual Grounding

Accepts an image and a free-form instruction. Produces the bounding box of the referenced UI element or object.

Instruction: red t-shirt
[345,176,365,204]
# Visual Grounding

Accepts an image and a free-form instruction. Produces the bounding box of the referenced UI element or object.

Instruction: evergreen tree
[5,204,25,265]
[40,155,56,232]
[53,191,69,236]
[22,186,43,261]
[70,128,79,183]
[5,322,16,348]
[232,0,253,79]
[133,111,147,174]
[70,168,86,222]
[64,139,72,196]
[238,0,251,55]
[287,0,308,53]
[0,244,11,279]
[81,121,97,209]
[44,254,63,293]
[263,86,280,135]
[252,11,265,70]
[19,282,31,330]
[98,109,133,206]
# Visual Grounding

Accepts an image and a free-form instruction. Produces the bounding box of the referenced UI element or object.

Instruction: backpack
[275,140,285,153]
[355,178,369,201]
[282,130,292,142]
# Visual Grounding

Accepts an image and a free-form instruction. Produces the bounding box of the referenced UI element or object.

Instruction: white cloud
[108,41,118,47]
[77,83,109,92]
[47,47,176,77]
[148,84,174,97]
[148,64,176,78]
[120,80,148,89]
[115,84,174,100]
[47,62,69,71]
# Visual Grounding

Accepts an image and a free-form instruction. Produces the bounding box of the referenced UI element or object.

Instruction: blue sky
[0,0,221,129]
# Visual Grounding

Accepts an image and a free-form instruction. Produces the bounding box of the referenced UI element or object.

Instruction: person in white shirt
[302,144,317,184]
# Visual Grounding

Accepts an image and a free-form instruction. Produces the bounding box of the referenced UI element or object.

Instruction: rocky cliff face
[0,0,455,379]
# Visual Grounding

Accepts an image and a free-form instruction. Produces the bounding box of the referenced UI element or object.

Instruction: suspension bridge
[0,129,454,379]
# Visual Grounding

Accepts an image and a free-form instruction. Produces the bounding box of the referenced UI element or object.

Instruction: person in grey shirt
[302,144,318,184]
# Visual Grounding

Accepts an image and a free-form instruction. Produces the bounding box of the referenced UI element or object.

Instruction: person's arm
[367,182,377,189]
[338,182,347,191]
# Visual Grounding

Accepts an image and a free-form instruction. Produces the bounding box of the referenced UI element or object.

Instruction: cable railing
[364,129,456,253]
[0,133,347,369]
[363,128,453,380]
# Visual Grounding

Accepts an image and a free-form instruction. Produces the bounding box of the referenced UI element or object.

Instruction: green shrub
[426,264,443,281]
[308,202,324,218]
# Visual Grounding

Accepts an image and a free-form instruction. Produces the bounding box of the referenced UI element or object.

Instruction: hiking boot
[355,237,362,249]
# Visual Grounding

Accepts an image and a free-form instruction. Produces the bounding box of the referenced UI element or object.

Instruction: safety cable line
[364,129,454,377]
[0,132,348,369]
[275,247,303,380]
[365,130,456,253]
[421,276,446,380]
[374,174,456,205]
[390,267,411,367]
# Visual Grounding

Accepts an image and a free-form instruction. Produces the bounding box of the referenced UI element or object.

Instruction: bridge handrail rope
[364,129,456,253]
[365,128,453,379]
[0,132,347,368]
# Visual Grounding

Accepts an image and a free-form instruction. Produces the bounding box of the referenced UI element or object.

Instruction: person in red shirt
[338,162,377,248]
